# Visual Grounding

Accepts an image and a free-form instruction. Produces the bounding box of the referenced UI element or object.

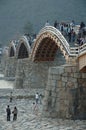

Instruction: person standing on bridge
[68,25,72,42]
[45,20,50,26]
[54,20,58,28]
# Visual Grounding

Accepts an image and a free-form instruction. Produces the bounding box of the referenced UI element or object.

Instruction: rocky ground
[0,73,86,130]
[0,89,86,130]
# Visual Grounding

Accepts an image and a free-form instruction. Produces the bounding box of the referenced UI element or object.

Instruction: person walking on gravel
[35,92,39,104]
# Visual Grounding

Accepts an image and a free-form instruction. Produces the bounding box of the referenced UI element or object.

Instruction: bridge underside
[33,38,58,62]
[18,43,28,59]
[9,47,15,57]
[80,66,86,72]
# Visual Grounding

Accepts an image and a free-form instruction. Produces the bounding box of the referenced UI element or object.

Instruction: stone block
[58,67,64,74]
[50,67,59,74]
[62,77,68,82]
[74,73,80,78]
[47,79,53,87]
[52,86,57,92]
[68,77,77,83]
[52,74,61,80]
[74,83,78,88]
[48,74,52,80]
[52,91,57,97]
[62,73,68,77]
[82,73,86,78]
[50,79,57,87]
[49,66,64,75]
[58,81,62,88]
[73,66,78,72]
[62,82,66,88]
[55,99,60,111]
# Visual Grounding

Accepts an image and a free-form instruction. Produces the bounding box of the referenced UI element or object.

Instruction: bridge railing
[70,43,86,57]
[70,47,79,55]
[78,43,86,56]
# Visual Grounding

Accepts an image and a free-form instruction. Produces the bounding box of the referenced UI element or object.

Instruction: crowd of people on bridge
[77,22,86,46]
[24,33,36,47]
[45,20,86,46]
[23,20,86,48]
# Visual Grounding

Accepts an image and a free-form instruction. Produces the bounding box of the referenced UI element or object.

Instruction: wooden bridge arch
[7,26,86,71]
[31,26,86,72]
[16,36,31,59]
[8,41,16,57]
[31,26,75,62]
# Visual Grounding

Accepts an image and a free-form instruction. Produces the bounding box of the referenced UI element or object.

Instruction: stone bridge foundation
[14,49,65,89]
[4,57,17,78]
[14,58,52,89]
[43,65,86,119]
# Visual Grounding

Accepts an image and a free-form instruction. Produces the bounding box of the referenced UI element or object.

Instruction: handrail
[78,43,86,56]
[70,47,79,55]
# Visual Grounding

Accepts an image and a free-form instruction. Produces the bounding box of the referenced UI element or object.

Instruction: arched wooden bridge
[8,26,86,72]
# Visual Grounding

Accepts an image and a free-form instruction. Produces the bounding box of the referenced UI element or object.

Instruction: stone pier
[43,65,86,119]
[4,57,17,78]
[14,49,65,89]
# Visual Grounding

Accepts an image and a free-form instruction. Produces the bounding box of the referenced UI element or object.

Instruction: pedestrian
[10,91,13,102]
[54,20,58,28]
[35,92,39,104]
[60,23,64,34]
[70,20,75,28]
[80,21,85,29]
[45,20,50,26]
[12,106,18,121]
[6,105,11,121]
[39,94,42,104]
[32,102,39,115]
[68,25,71,42]
[71,29,76,42]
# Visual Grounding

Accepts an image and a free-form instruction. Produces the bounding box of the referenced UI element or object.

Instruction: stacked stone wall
[14,48,66,89]
[4,57,17,78]
[43,65,86,119]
